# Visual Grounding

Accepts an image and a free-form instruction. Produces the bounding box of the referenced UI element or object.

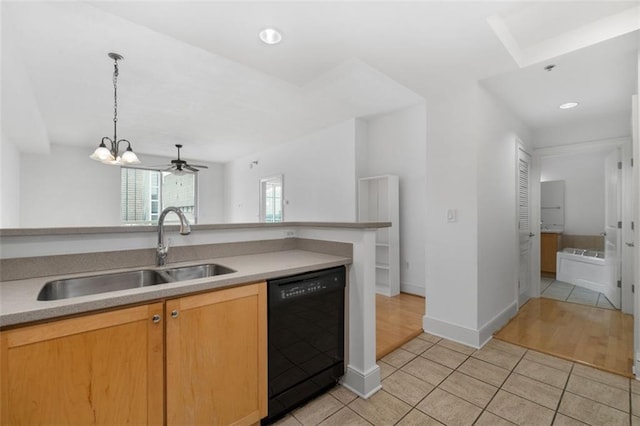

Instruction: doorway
[502,138,636,377]
[534,141,632,312]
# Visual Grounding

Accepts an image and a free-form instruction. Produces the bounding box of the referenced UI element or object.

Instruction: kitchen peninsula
[0,221,388,419]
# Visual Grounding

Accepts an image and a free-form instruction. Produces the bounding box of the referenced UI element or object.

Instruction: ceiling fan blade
[184,165,200,173]
[189,164,209,169]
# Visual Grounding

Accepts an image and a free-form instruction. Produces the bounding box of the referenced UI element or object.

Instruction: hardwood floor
[494,297,634,377]
[376,293,425,360]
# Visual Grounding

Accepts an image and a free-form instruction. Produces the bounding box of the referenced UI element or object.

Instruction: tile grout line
[470,345,528,425]
[629,377,632,426]
[550,361,574,425]
[400,343,474,425]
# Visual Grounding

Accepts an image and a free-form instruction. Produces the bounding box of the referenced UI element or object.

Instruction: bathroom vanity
[541,231,563,274]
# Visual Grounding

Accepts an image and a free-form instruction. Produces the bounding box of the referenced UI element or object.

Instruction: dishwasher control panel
[280,280,327,299]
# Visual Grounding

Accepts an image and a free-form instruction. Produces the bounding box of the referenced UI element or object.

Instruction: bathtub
[556,248,616,301]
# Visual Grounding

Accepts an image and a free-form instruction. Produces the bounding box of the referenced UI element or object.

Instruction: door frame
[532,137,633,304]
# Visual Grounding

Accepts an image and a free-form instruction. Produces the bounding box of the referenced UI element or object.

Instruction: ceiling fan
[156,144,208,174]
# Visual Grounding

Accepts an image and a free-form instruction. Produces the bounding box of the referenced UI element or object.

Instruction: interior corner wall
[0,134,21,227]
[224,119,358,223]
[364,103,427,295]
[354,118,369,181]
[476,86,532,331]
[424,85,480,337]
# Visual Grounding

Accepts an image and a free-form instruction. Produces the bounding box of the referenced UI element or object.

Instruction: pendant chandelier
[90,53,140,165]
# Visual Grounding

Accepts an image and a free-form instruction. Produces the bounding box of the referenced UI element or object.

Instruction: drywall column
[423,87,481,346]
[296,226,381,398]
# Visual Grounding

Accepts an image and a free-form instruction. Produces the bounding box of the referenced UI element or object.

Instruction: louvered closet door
[518,146,533,305]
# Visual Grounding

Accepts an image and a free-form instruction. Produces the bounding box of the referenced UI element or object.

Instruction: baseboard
[422,315,482,348]
[400,283,425,296]
[478,300,518,347]
[341,364,382,399]
[423,300,518,349]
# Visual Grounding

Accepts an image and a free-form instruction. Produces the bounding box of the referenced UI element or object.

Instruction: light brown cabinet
[1,282,267,426]
[166,282,267,425]
[0,303,164,425]
[541,233,562,274]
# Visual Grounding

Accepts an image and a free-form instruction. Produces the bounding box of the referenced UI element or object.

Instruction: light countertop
[0,249,350,328]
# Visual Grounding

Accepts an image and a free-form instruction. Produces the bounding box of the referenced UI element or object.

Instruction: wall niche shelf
[358,175,399,296]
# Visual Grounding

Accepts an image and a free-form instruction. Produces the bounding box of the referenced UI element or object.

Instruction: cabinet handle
[627,242,636,247]
[171,310,179,319]
[152,314,161,324]
[528,233,535,237]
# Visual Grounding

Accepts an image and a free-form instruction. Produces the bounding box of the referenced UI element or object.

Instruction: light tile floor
[273,334,638,426]
[541,277,615,310]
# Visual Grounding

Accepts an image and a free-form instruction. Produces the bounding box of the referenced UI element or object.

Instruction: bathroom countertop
[0,249,351,328]
[541,229,564,234]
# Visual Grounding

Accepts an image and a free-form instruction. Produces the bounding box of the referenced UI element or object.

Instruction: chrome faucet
[156,206,191,266]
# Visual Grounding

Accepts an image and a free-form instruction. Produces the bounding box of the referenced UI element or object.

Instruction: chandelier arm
[102,136,116,154]
[116,139,132,151]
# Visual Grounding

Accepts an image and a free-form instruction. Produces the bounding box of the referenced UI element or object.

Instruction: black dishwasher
[264,266,346,424]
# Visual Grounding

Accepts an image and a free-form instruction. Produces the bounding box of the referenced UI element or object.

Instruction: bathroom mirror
[540,180,565,231]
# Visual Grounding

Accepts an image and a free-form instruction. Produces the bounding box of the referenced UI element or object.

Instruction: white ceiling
[2,1,638,162]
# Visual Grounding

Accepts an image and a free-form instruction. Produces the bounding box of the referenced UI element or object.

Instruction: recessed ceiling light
[559,102,579,109]
[259,28,282,45]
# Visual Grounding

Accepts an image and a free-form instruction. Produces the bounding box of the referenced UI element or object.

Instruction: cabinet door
[0,303,164,425]
[166,282,267,426]
[541,234,558,273]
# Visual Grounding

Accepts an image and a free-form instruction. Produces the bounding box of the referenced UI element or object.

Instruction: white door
[631,94,640,375]
[622,141,635,315]
[518,146,533,306]
[604,148,622,309]
[259,175,284,223]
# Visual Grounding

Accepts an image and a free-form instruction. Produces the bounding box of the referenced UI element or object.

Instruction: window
[121,167,197,225]
[260,175,283,223]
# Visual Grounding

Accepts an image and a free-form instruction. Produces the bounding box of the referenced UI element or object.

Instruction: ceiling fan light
[121,149,140,164]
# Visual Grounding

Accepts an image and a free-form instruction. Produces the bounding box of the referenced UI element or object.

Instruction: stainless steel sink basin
[163,264,235,281]
[37,270,173,301]
[37,263,235,301]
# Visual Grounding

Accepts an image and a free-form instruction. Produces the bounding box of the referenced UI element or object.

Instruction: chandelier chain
[113,60,119,125]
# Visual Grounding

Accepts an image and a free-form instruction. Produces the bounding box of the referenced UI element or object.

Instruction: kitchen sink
[37,263,236,301]
[38,269,173,301]
[162,264,236,281]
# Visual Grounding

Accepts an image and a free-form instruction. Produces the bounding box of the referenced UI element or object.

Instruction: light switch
[447,209,457,223]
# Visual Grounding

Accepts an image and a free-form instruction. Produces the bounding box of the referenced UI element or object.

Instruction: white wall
[363,103,427,295]
[424,84,480,335]
[423,83,532,346]
[476,87,532,329]
[0,134,21,227]
[18,144,224,227]
[224,120,358,223]
[540,150,607,235]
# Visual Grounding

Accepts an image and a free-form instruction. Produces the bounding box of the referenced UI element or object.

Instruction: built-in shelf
[358,175,399,296]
